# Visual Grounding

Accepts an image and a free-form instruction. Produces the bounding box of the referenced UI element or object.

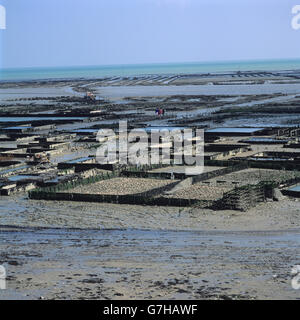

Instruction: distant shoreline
[1,59,300,82]
[1,69,300,85]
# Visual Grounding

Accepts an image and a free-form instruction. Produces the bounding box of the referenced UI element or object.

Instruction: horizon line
[2,57,300,71]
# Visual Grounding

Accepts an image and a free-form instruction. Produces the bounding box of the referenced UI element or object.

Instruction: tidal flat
[1,71,300,299]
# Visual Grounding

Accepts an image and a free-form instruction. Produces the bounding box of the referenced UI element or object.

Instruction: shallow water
[2,59,300,81]
[0,165,29,176]
[1,225,300,249]
[289,185,300,192]
[96,83,300,99]
[242,138,288,143]
[66,157,93,164]
[0,87,76,99]
[206,127,264,133]
[8,175,39,182]
[0,117,86,122]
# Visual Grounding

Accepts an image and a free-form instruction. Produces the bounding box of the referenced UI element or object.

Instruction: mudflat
[0,196,300,300]
[1,71,300,299]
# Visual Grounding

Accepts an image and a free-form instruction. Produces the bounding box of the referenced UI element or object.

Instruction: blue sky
[0,0,300,68]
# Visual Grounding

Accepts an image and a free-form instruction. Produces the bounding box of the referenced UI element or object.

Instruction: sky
[0,0,300,69]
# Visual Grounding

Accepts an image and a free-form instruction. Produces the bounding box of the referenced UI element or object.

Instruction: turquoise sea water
[1,59,300,81]
[289,185,300,192]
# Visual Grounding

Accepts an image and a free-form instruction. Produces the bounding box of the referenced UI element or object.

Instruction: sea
[1,58,300,81]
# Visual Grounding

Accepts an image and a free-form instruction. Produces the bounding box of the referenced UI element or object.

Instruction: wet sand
[0,225,299,300]
[1,195,300,231]
[0,195,300,300]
